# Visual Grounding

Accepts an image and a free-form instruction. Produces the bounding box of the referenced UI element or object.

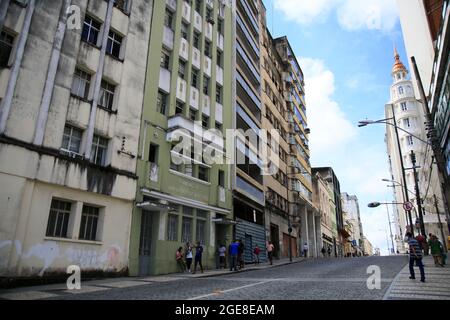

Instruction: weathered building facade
[129,0,234,276]
[0,0,153,277]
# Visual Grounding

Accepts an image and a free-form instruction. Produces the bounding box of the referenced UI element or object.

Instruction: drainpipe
[0,0,10,31]
[33,0,71,145]
[84,0,114,160]
[0,0,35,134]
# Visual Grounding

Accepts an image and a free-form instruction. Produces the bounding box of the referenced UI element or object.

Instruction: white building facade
[341,193,364,255]
[0,0,153,278]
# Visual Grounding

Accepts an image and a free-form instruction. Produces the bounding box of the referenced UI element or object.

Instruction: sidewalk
[0,257,306,300]
[384,255,450,300]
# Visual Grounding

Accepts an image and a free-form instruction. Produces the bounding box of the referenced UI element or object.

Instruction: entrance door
[244,233,253,263]
[270,224,280,258]
[138,211,153,276]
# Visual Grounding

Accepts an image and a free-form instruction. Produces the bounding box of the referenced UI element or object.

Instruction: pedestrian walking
[176,247,186,272]
[218,244,227,269]
[321,246,326,257]
[253,245,261,264]
[327,246,332,257]
[303,243,309,258]
[238,239,245,270]
[229,240,239,271]
[192,241,204,274]
[406,232,425,282]
[267,241,275,265]
[428,235,444,267]
[185,242,193,273]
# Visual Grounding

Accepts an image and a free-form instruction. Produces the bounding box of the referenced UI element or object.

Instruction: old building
[0,0,153,277]
[341,193,364,256]
[129,0,234,276]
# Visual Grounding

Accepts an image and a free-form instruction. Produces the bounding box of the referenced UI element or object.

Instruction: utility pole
[411,56,450,234]
[410,150,426,237]
[386,203,395,254]
[391,104,414,236]
[434,194,448,252]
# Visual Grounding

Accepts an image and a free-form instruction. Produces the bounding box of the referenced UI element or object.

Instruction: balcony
[215,102,223,124]
[166,0,177,12]
[194,11,202,32]
[216,65,224,85]
[190,87,200,110]
[237,41,260,86]
[236,13,259,59]
[177,77,187,102]
[159,68,171,93]
[236,71,261,120]
[236,175,264,203]
[167,115,224,150]
[179,38,189,61]
[163,26,174,50]
[204,56,212,77]
[238,0,259,36]
[182,1,191,23]
[192,47,201,69]
[202,95,211,116]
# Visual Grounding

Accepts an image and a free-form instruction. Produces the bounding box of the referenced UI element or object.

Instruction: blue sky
[263,0,409,255]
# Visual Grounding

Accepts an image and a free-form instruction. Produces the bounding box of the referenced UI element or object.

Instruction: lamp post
[359,111,423,236]
[384,202,396,254]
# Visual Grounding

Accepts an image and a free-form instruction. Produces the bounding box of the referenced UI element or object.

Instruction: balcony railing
[236,13,260,58]
[236,175,264,203]
[237,41,260,85]
[238,0,259,36]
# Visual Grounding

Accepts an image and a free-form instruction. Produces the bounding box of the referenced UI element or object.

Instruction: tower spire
[392,47,407,75]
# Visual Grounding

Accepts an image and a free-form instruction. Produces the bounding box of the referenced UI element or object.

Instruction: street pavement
[1,255,449,300]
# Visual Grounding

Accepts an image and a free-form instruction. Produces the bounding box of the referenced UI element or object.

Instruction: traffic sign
[403,201,414,211]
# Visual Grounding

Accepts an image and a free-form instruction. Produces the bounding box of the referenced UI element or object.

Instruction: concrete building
[362,237,373,256]
[313,168,345,257]
[396,0,450,242]
[260,6,296,260]
[385,50,448,252]
[312,171,337,255]
[341,193,364,255]
[274,37,317,258]
[129,0,234,276]
[0,0,153,277]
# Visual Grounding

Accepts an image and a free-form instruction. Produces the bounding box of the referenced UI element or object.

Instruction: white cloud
[299,57,357,157]
[273,0,399,32]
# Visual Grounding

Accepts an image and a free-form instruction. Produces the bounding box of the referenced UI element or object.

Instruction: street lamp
[359,108,415,236]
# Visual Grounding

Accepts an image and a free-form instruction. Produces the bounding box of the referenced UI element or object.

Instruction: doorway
[138,210,154,276]
[270,224,280,258]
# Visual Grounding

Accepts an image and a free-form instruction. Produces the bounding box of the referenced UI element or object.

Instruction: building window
[203,76,210,95]
[99,80,116,110]
[407,135,414,146]
[178,60,186,79]
[195,0,202,14]
[218,170,225,187]
[71,68,91,99]
[0,29,14,67]
[217,50,223,68]
[157,91,168,115]
[193,32,200,49]
[167,214,178,241]
[106,30,122,59]
[62,125,82,153]
[164,9,174,29]
[90,135,108,166]
[196,219,206,244]
[398,86,404,95]
[176,101,184,115]
[189,108,197,121]
[79,205,99,241]
[185,164,193,177]
[192,69,199,88]
[161,50,170,70]
[181,216,193,243]
[45,199,71,238]
[149,144,159,164]
[204,41,211,58]
[82,15,101,46]
[215,122,222,132]
[217,18,224,35]
[401,102,408,111]
[198,166,209,182]
[216,85,222,103]
[403,118,411,128]
[181,22,189,40]
[202,115,209,128]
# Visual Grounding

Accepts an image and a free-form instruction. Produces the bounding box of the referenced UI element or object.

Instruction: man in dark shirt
[229,240,239,271]
[192,241,204,274]
[406,232,425,282]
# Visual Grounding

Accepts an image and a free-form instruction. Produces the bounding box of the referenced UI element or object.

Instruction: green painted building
[129,0,235,276]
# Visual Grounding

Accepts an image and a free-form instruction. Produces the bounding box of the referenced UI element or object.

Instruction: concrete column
[33,0,72,145]
[0,0,35,134]
[300,205,308,257]
[308,211,316,258]
[84,0,114,159]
